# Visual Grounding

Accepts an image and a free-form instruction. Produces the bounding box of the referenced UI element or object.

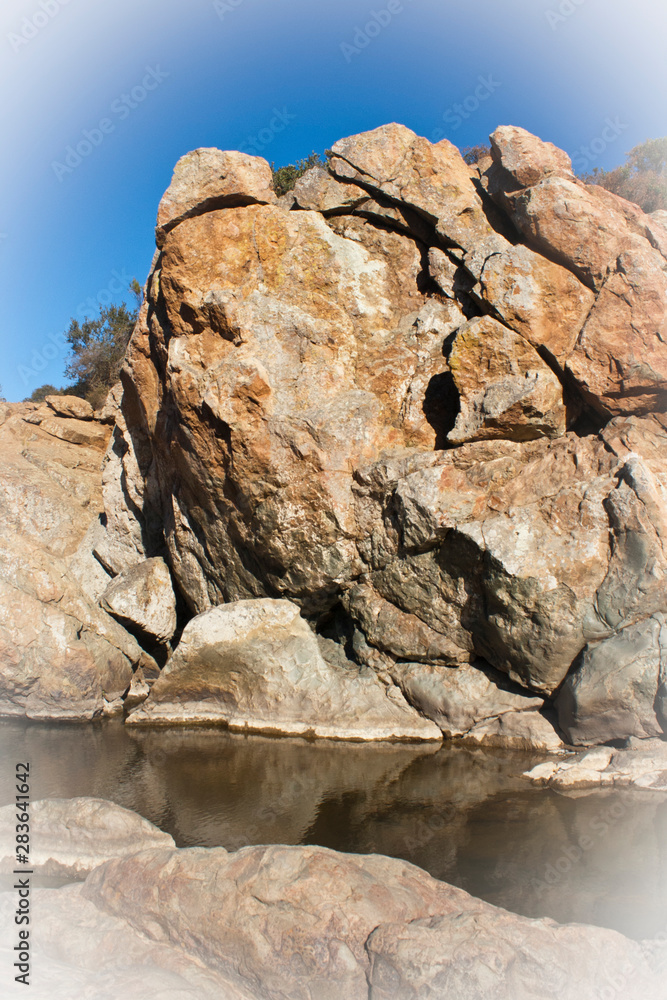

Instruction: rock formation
[0,402,155,720]
[2,123,667,747]
[2,809,664,1000]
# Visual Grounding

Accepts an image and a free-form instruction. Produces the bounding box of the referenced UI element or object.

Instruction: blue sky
[1,0,666,400]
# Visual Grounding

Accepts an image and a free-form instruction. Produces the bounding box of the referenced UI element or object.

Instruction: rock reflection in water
[1,719,665,940]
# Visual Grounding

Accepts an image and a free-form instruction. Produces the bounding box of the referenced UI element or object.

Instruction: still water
[1,718,666,941]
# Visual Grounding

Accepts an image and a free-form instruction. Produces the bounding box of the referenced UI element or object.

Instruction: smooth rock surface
[390,660,544,737]
[0,797,174,876]
[525,740,667,793]
[100,556,178,643]
[128,599,441,740]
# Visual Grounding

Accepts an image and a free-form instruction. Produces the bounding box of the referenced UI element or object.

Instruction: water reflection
[1,718,665,940]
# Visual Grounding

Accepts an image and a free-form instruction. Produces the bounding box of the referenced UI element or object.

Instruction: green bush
[582,137,667,214]
[271,151,328,196]
[25,384,67,403]
[461,143,491,166]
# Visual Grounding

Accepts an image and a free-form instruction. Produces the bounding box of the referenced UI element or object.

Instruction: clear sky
[1,0,666,400]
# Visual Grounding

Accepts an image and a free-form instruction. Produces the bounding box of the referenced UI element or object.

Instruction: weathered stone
[39,414,109,450]
[390,659,544,737]
[156,147,276,246]
[445,316,566,443]
[525,740,667,793]
[330,123,496,249]
[0,797,174,876]
[123,201,454,615]
[0,885,237,1000]
[100,557,177,643]
[0,406,148,720]
[45,394,94,420]
[81,844,664,1000]
[468,240,596,361]
[490,125,575,189]
[365,901,661,1000]
[292,165,367,212]
[566,245,667,415]
[128,599,441,740]
[556,615,667,745]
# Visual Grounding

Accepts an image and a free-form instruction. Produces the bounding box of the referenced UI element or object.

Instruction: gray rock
[100,557,178,643]
[128,599,441,740]
[525,740,667,793]
[556,616,667,745]
[390,660,543,737]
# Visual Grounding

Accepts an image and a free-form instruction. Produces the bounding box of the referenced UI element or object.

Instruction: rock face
[71,122,667,744]
[128,599,441,740]
[0,797,174,876]
[156,147,277,246]
[0,404,153,720]
[77,843,664,1000]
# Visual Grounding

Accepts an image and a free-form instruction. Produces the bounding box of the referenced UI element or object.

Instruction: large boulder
[80,844,665,1000]
[486,126,667,416]
[128,598,441,740]
[45,394,94,420]
[156,147,277,245]
[100,556,178,643]
[444,315,566,443]
[83,124,667,740]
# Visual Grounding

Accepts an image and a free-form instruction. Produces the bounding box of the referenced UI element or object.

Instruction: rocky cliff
[3,124,667,749]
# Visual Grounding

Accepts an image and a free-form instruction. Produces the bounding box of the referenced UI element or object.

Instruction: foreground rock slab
[0,797,174,877]
[128,599,441,740]
[80,843,665,1000]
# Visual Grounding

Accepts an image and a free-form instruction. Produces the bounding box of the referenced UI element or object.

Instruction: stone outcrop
[0,404,154,719]
[4,123,667,747]
[128,598,441,740]
[45,393,94,420]
[556,615,667,745]
[0,797,174,876]
[3,820,665,999]
[61,121,667,745]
